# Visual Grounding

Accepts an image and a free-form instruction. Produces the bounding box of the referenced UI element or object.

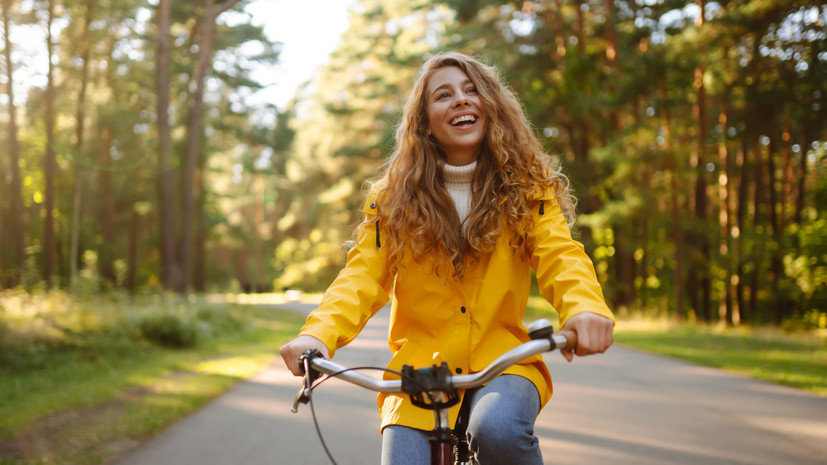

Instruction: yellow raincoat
[299,183,614,432]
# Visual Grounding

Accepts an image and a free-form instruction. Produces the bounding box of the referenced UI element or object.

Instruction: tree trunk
[126,204,140,292]
[766,127,785,325]
[543,1,565,62]
[69,2,92,287]
[689,0,711,321]
[661,75,685,318]
[252,174,266,292]
[749,136,763,321]
[574,1,585,56]
[126,170,141,292]
[735,137,749,322]
[42,0,64,287]
[177,0,240,293]
[717,100,735,325]
[99,127,117,284]
[193,161,206,293]
[603,0,634,309]
[796,124,813,225]
[97,26,124,285]
[70,177,83,288]
[780,114,793,225]
[2,0,25,286]
[603,0,619,72]
[795,45,817,225]
[155,0,181,291]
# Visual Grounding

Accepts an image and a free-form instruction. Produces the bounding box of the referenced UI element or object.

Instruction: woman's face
[425,66,487,166]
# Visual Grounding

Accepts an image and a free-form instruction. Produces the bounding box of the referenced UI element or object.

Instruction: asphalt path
[114,303,827,465]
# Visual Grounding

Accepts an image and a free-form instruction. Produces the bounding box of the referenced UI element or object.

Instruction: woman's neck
[444,150,479,167]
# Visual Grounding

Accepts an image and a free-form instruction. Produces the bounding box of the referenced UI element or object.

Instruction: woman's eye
[467,87,477,94]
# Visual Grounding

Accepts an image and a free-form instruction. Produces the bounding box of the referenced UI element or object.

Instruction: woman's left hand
[560,312,614,362]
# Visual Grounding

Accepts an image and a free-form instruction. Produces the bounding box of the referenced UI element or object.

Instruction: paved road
[114,304,827,465]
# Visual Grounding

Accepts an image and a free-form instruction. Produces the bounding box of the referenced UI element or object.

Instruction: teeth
[451,115,476,125]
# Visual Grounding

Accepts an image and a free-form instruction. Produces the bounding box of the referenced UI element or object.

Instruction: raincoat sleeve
[298,188,393,358]
[529,189,615,328]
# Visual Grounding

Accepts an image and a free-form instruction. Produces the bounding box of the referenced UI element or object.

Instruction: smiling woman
[280,51,616,465]
[425,66,487,166]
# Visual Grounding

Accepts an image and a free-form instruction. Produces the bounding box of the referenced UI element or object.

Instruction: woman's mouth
[450,114,477,126]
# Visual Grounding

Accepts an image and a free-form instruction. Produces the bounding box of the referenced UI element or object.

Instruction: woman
[280,51,614,465]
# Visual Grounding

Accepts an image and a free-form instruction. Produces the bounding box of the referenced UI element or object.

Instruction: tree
[40,0,61,287]
[2,0,25,286]
[155,0,179,290]
[273,0,447,290]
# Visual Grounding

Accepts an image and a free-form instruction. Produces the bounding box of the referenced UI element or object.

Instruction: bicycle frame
[291,319,574,465]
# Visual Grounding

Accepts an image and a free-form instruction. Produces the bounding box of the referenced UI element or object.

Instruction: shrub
[194,305,245,337]
[783,310,827,332]
[137,311,200,349]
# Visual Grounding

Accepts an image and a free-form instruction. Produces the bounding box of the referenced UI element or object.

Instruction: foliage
[0,288,248,367]
[136,310,200,348]
[0,0,825,326]
[0,288,305,464]
[135,303,246,348]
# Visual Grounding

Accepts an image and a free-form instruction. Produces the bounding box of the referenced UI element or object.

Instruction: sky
[3,0,355,111]
[244,0,355,109]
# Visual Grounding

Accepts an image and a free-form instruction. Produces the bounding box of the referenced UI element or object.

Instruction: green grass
[614,323,827,395]
[524,298,827,397]
[5,290,825,465]
[0,291,305,465]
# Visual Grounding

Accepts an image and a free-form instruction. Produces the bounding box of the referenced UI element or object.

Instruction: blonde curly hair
[362,51,576,278]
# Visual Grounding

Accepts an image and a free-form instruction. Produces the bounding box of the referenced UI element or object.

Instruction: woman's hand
[559,312,614,362]
[279,335,330,376]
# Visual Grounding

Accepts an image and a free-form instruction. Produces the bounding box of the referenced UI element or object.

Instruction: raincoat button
[455,368,463,374]
[460,306,466,313]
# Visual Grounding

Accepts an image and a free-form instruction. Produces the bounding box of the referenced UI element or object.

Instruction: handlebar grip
[559,328,577,351]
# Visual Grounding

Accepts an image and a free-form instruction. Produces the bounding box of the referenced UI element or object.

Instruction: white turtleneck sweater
[443,160,476,225]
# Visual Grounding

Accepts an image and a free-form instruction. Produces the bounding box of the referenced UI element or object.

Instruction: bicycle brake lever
[290,349,324,414]
[291,386,311,413]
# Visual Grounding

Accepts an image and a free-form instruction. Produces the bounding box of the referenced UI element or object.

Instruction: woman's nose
[452,95,470,107]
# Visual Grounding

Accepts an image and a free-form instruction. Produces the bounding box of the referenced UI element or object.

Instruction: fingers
[279,343,304,376]
[560,312,614,361]
[279,335,330,376]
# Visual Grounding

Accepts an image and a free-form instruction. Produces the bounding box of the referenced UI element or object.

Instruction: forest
[0,0,825,326]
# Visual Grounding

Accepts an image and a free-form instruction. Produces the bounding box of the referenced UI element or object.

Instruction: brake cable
[302,364,426,465]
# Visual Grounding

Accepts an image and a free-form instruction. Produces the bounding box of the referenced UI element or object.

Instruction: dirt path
[113,305,827,465]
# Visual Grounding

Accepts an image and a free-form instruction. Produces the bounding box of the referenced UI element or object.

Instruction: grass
[524,297,827,396]
[614,320,827,396]
[0,290,305,465]
[3,289,825,464]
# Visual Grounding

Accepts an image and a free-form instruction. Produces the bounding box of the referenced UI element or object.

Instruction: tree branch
[216,0,241,16]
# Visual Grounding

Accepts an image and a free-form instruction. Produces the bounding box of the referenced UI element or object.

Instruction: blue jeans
[381,375,543,465]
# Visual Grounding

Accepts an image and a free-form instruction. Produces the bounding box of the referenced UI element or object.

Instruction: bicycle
[290,319,576,465]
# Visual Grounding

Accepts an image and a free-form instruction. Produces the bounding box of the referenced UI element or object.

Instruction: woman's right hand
[279,335,330,376]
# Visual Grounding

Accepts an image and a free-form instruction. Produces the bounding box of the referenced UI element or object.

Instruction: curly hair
[360,51,576,278]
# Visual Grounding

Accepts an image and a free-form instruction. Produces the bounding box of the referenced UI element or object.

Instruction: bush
[135,304,248,349]
[194,305,245,337]
[782,310,827,332]
[137,311,200,349]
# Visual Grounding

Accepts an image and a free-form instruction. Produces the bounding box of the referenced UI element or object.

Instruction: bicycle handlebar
[291,319,576,413]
